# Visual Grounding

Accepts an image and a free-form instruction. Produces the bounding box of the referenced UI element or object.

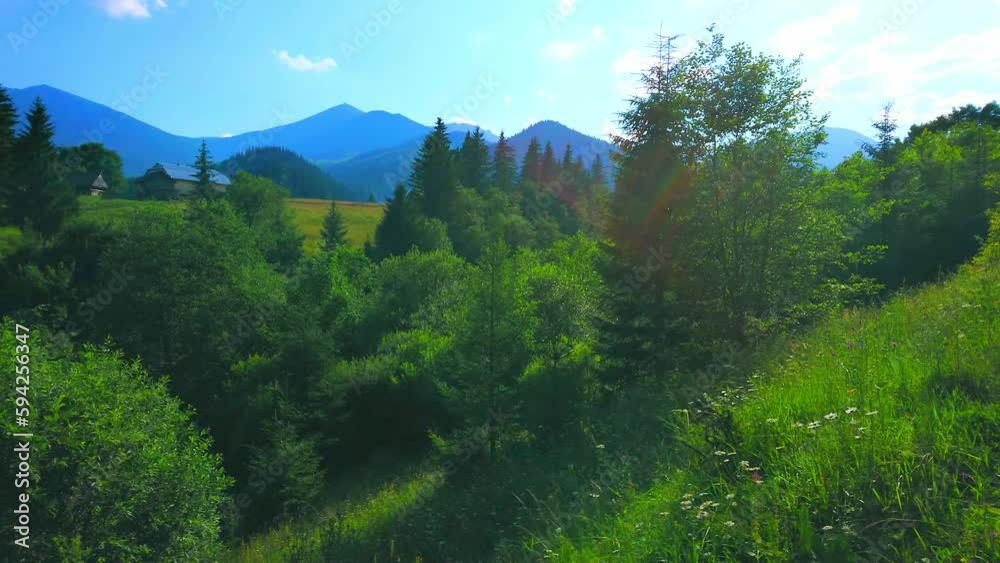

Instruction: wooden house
[68,172,109,196]
[137,162,231,197]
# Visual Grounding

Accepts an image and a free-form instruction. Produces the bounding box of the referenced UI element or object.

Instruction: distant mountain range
[819,127,874,168]
[326,120,618,200]
[8,84,873,201]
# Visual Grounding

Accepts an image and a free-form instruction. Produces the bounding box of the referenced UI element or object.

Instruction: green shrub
[0,321,232,561]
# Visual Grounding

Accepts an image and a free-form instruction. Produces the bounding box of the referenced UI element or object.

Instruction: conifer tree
[373,184,413,260]
[320,198,348,250]
[540,142,558,185]
[193,140,217,200]
[561,144,574,172]
[410,118,456,221]
[520,137,542,184]
[11,97,76,236]
[590,154,608,185]
[459,127,490,192]
[0,84,17,219]
[491,130,516,192]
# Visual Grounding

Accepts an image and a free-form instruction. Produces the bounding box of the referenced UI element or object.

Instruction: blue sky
[1,0,997,140]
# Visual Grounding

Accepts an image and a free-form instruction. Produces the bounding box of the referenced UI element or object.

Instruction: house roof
[68,172,108,190]
[145,162,231,186]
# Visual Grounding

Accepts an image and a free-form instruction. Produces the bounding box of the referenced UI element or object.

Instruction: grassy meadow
[535,251,1000,561]
[287,198,384,253]
[76,196,383,253]
[223,233,1000,562]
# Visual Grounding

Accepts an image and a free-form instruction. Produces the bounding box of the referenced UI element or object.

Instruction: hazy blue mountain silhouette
[9,84,871,200]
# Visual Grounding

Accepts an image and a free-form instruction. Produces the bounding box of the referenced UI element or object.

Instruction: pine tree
[373,184,412,260]
[864,101,898,166]
[520,137,542,184]
[459,127,490,192]
[11,97,77,236]
[491,130,516,192]
[410,118,456,221]
[590,154,608,185]
[320,199,348,250]
[572,155,589,197]
[561,144,574,172]
[540,142,558,185]
[193,140,217,200]
[600,32,694,387]
[0,84,17,219]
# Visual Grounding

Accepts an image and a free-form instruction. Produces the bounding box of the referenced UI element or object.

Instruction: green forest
[1,32,998,562]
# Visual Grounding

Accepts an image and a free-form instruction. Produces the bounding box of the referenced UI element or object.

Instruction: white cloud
[894,90,998,128]
[543,23,611,63]
[813,26,1000,103]
[768,2,861,60]
[449,116,478,126]
[504,95,513,106]
[94,0,168,18]
[221,132,234,138]
[544,40,586,62]
[611,48,653,76]
[273,50,338,73]
[610,48,658,97]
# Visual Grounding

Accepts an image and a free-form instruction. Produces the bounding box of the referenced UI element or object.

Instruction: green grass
[532,251,1000,561]
[75,197,383,254]
[225,458,446,563]
[287,198,384,254]
[223,231,1000,562]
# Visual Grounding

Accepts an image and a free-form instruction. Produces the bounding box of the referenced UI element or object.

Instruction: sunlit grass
[533,256,999,561]
[227,464,444,563]
[287,198,384,254]
[76,196,384,254]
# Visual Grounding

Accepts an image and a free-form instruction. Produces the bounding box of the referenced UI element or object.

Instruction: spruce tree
[560,144,574,172]
[600,32,693,387]
[572,155,589,203]
[193,140,216,199]
[540,142,559,185]
[0,84,17,220]
[458,127,490,192]
[520,137,542,184]
[410,118,456,221]
[320,198,348,250]
[491,130,516,192]
[590,154,608,185]
[373,183,415,260]
[11,97,76,236]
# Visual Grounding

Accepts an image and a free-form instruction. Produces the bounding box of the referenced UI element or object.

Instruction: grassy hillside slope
[77,197,383,254]
[228,216,999,562]
[534,231,999,561]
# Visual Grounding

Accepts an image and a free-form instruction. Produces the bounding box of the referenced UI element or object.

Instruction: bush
[0,321,231,562]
